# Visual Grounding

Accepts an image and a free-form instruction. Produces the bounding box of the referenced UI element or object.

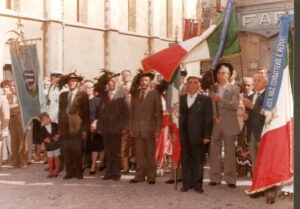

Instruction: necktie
[140,90,145,103]
[108,92,112,101]
[253,92,260,104]
[67,92,72,112]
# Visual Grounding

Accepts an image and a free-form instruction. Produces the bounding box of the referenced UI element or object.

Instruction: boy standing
[40,112,60,178]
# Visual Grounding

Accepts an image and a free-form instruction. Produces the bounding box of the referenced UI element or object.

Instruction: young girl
[39,112,60,178]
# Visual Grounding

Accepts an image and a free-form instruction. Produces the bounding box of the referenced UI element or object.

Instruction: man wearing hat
[97,74,129,181]
[209,63,240,188]
[48,70,68,123]
[129,72,162,184]
[58,73,89,179]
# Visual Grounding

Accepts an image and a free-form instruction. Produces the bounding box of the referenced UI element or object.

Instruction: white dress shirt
[217,83,229,98]
[45,124,52,134]
[187,93,197,108]
[252,89,265,105]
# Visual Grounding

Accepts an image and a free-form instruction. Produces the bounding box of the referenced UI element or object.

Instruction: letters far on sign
[242,11,291,27]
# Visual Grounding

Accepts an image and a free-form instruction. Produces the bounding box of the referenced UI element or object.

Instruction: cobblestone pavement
[0,162,293,209]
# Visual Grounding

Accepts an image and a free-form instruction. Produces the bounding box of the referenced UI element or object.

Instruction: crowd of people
[0,63,293,205]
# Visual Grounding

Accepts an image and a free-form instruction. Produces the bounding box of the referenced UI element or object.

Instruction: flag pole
[237,32,245,97]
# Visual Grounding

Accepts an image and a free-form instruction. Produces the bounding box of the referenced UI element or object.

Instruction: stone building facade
[0,0,202,81]
[0,0,294,82]
[200,0,293,79]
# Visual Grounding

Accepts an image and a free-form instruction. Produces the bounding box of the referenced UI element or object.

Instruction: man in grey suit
[209,63,240,188]
[97,76,129,181]
[129,72,162,184]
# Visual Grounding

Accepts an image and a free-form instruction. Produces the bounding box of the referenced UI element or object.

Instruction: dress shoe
[250,193,260,198]
[121,169,129,175]
[194,188,204,193]
[228,184,236,188]
[209,182,219,186]
[89,171,96,175]
[165,179,175,184]
[113,176,121,181]
[102,176,112,180]
[147,180,155,185]
[266,197,275,204]
[129,179,140,183]
[180,187,189,192]
[21,164,28,169]
[278,191,289,199]
[63,175,72,180]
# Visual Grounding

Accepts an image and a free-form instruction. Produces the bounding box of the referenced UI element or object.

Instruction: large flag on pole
[246,14,293,194]
[142,1,240,82]
[10,43,46,133]
[168,68,181,168]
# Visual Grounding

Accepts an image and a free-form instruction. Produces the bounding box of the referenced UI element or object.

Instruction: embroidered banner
[262,14,294,111]
[10,44,46,133]
[210,0,234,69]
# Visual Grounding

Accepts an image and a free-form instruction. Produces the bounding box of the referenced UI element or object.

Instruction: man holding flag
[243,73,277,203]
[245,14,294,204]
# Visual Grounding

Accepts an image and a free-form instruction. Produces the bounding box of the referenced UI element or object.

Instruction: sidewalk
[0,162,293,209]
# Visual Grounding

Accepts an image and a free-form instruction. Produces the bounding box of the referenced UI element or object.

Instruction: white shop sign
[242,12,287,27]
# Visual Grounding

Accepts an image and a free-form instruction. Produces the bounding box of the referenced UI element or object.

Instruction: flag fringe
[244,177,293,195]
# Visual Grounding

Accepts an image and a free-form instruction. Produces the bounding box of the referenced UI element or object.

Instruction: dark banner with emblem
[10,44,46,133]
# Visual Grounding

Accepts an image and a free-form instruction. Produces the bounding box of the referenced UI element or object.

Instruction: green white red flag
[141,7,240,82]
[246,14,294,194]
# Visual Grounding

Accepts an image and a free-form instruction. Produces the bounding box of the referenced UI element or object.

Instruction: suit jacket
[40,122,60,151]
[58,90,89,138]
[246,91,266,142]
[211,84,240,136]
[0,96,10,139]
[97,89,129,135]
[179,93,213,144]
[129,89,162,139]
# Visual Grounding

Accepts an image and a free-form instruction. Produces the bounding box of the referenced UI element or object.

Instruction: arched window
[166,0,173,39]
[6,0,12,9]
[128,0,136,32]
[77,0,88,24]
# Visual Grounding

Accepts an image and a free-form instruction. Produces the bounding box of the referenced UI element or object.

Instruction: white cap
[50,69,63,75]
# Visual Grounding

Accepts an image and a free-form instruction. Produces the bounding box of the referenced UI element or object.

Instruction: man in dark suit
[129,72,162,184]
[243,73,277,204]
[58,73,89,180]
[97,76,129,181]
[180,76,213,193]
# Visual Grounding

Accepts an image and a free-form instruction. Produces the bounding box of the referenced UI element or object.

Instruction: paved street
[0,162,293,209]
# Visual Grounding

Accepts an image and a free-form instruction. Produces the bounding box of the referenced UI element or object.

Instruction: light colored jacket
[0,96,10,140]
[211,84,240,136]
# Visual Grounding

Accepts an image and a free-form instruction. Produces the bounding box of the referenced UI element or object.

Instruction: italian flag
[142,8,240,82]
[247,29,293,194]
